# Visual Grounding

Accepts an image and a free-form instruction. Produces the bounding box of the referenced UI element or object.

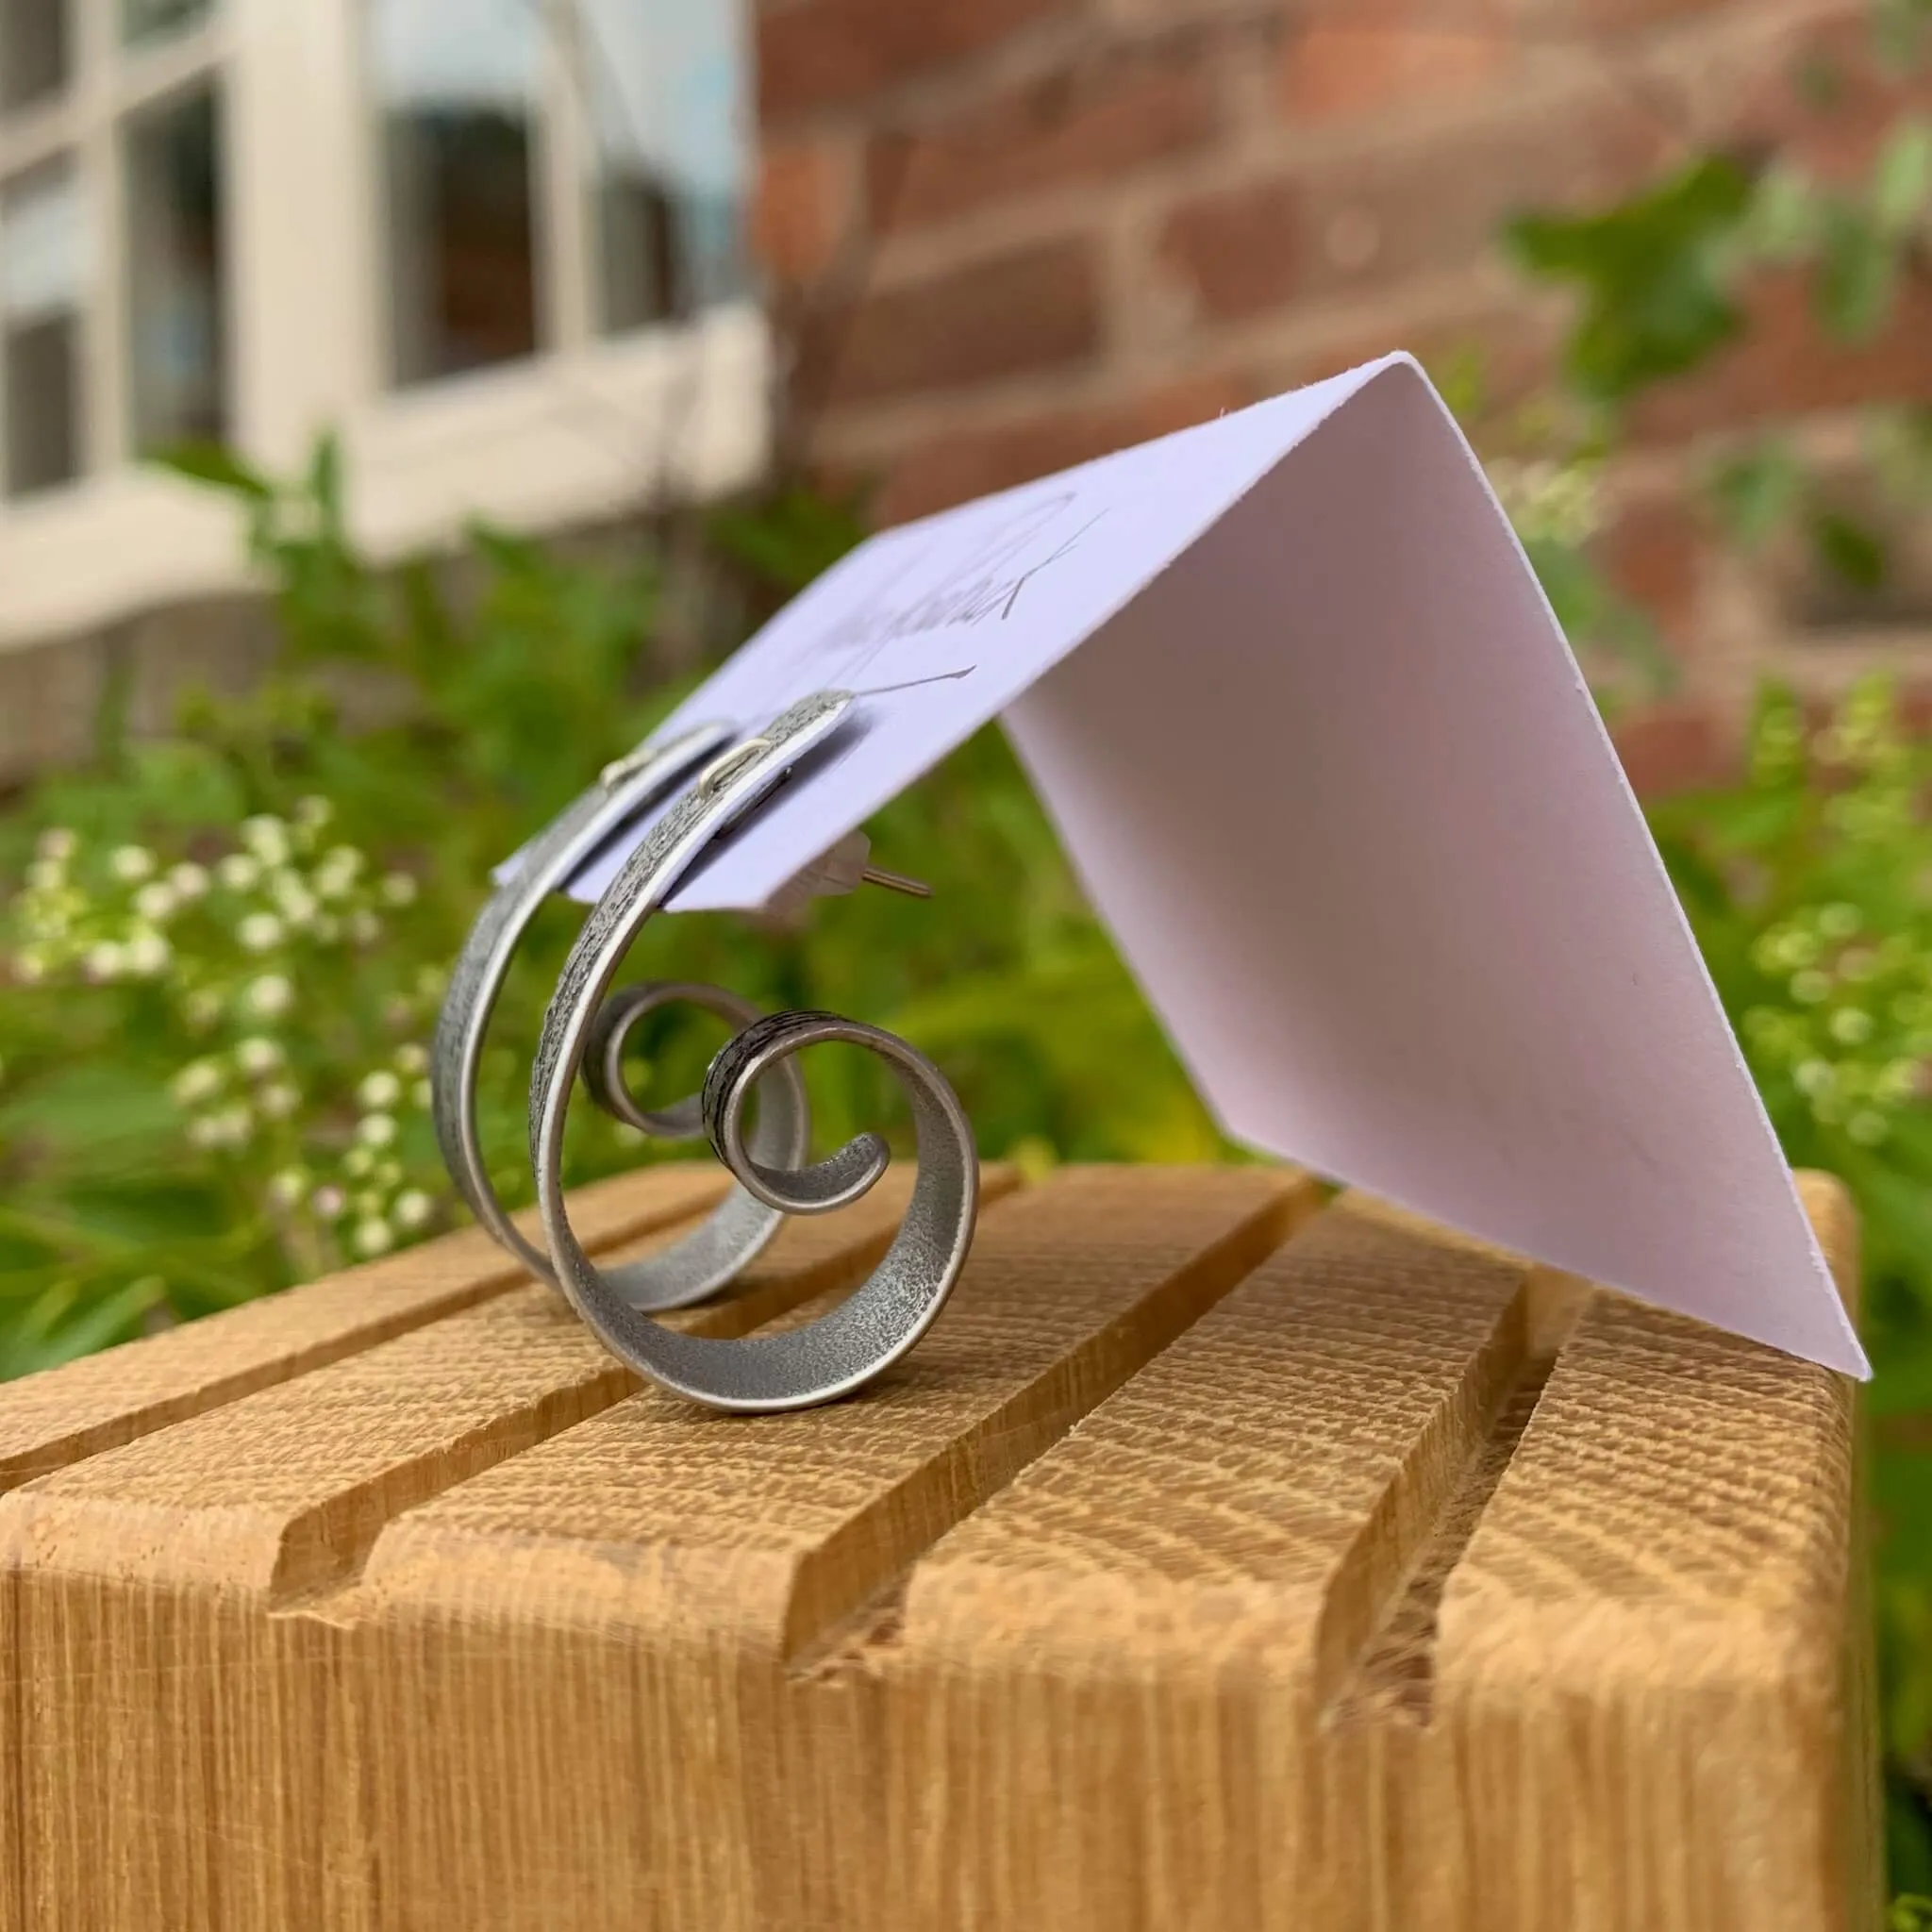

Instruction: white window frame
[0,0,769,655]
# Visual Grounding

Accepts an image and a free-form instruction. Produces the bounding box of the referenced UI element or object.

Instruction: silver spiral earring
[433,691,980,1411]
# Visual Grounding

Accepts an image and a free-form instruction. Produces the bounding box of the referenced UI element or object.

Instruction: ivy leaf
[1710,439,1806,547]
[1874,117,1932,236]
[1819,205,1899,339]
[1813,508,1890,590]
[152,441,274,501]
[1506,154,1757,404]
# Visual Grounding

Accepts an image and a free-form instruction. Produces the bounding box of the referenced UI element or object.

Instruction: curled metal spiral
[433,690,980,1412]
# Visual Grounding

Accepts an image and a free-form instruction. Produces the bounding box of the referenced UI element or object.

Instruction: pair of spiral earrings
[430,691,980,1412]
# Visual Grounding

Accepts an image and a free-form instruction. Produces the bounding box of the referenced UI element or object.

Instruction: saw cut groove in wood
[0,1162,730,1496]
[0,1164,1873,1932]
[1329,1268,1588,1727]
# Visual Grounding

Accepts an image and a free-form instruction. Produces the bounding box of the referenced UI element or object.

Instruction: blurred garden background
[3,0,1932,1913]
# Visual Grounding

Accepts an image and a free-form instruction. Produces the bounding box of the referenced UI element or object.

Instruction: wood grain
[0,1163,729,1495]
[0,1163,1873,1932]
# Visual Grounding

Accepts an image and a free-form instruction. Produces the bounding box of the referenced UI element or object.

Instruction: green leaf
[151,441,274,500]
[307,431,344,525]
[1875,118,1932,236]
[1709,439,1805,547]
[1506,155,1756,403]
[1813,508,1890,590]
[1818,205,1899,339]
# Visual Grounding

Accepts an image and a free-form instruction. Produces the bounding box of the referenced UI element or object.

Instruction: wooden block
[0,1164,1872,1932]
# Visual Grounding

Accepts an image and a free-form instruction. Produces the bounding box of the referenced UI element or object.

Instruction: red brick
[1262,307,1565,428]
[1728,6,1932,182]
[752,137,852,287]
[874,375,1256,523]
[1629,272,1932,443]
[1612,700,1734,796]
[870,55,1219,232]
[1280,25,1507,124]
[1158,177,1304,321]
[793,239,1102,409]
[1294,86,1665,301]
[758,0,1070,122]
[1598,493,1707,647]
[1559,0,1739,28]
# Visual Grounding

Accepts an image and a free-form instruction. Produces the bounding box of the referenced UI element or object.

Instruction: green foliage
[1506,156,1756,406]
[1504,3,1932,1896]
[1653,679,1932,1892]
[0,449,1223,1373]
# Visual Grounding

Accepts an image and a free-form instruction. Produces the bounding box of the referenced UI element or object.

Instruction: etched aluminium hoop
[432,716,810,1310]
[435,689,981,1412]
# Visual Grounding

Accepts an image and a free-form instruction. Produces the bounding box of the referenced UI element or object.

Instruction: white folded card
[547,352,1867,1379]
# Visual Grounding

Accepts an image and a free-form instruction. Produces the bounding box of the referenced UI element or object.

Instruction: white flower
[182,987,223,1030]
[357,1111,398,1148]
[348,909,380,945]
[167,861,210,901]
[13,948,48,984]
[393,1189,434,1232]
[394,1042,429,1075]
[20,904,67,941]
[235,1037,283,1077]
[242,815,291,865]
[172,1059,225,1106]
[243,974,293,1020]
[189,1104,253,1150]
[353,1217,394,1258]
[315,847,364,898]
[84,941,126,982]
[379,872,418,907]
[217,853,260,891]
[238,912,284,953]
[374,1159,403,1189]
[258,1081,300,1120]
[268,1167,308,1209]
[132,881,177,922]
[277,885,320,927]
[294,795,333,829]
[124,929,171,977]
[109,844,156,883]
[25,858,64,891]
[410,1079,432,1110]
[35,826,76,863]
[343,1144,375,1178]
[310,1184,346,1221]
[358,1070,402,1110]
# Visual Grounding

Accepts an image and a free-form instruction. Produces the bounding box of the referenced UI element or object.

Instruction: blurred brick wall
[750,0,1932,790]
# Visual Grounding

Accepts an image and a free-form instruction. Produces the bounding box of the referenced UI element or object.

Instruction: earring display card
[536,355,1864,1380]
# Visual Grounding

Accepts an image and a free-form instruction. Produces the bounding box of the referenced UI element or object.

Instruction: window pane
[1,159,85,494]
[125,86,225,452]
[581,0,746,333]
[0,0,69,116]
[123,0,213,47]
[371,0,540,385]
